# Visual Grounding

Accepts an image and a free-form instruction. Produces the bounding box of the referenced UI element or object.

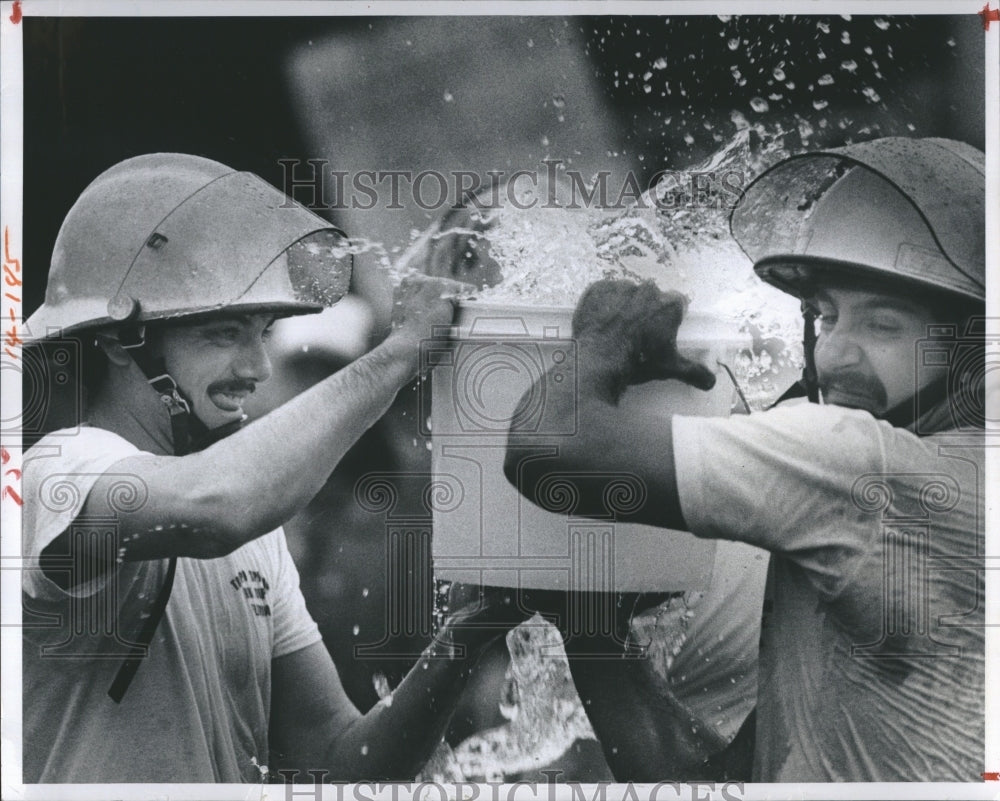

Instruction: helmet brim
[731,138,984,303]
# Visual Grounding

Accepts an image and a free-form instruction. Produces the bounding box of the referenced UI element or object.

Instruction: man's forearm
[565,646,731,781]
[317,643,485,781]
[102,332,424,560]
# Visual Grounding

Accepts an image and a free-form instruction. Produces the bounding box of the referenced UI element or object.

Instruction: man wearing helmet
[21,154,525,783]
[505,137,987,781]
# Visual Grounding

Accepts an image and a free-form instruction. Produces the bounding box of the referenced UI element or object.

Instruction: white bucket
[427,301,747,592]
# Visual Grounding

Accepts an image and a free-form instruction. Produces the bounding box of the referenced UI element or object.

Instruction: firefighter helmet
[26,153,352,339]
[730,137,984,303]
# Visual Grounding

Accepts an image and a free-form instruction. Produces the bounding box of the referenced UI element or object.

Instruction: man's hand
[434,583,535,656]
[572,280,716,400]
[390,274,466,340]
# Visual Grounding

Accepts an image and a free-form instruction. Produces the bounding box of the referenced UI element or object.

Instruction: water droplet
[813,99,829,110]
[653,57,667,70]
[874,18,890,30]
[527,38,534,48]
[727,38,739,51]
[643,84,652,94]
[862,86,881,103]
[361,587,369,598]
[352,624,360,636]
[841,31,851,45]
[772,66,786,81]
[443,91,454,103]
[840,60,858,73]
[749,97,770,113]
[361,745,369,756]
[541,135,550,147]
[552,93,566,109]
[816,21,830,34]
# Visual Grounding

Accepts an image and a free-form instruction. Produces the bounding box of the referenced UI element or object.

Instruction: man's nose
[814,325,863,371]
[232,340,272,383]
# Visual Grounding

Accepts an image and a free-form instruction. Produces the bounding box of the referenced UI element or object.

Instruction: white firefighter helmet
[730,137,984,304]
[26,153,352,339]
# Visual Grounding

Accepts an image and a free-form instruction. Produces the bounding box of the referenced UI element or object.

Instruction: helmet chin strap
[107,325,245,703]
[769,302,821,409]
[118,324,247,456]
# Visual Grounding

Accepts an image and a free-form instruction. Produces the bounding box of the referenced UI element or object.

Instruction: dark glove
[572,279,716,392]
[488,587,680,656]
[431,582,534,656]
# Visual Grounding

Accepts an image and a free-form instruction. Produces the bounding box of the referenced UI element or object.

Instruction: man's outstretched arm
[504,281,751,779]
[504,280,714,531]
[49,277,462,571]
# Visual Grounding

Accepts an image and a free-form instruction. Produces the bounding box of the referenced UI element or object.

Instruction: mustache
[208,379,257,395]
[818,370,887,408]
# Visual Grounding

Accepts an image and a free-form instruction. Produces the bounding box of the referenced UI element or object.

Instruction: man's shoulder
[732,402,948,448]
[680,401,891,445]
[26,425,141,460]
[23,426,148,510]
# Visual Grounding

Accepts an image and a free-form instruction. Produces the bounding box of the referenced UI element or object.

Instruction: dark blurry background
[21,13,986,780]
[23,15,985,317]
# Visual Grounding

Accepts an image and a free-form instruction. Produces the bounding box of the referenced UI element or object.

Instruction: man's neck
[88,360,176,455]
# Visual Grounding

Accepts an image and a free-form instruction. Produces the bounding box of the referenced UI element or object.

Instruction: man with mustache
[20,154,525,783]
[505,137,987,781]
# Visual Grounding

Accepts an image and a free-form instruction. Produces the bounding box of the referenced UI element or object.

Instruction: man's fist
[572,279,717,392]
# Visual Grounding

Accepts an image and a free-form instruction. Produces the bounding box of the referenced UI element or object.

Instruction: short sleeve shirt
[672,403,984,782]
[21,427,323,783]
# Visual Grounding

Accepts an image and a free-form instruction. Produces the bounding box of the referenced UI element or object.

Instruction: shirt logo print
[229,569,271,617]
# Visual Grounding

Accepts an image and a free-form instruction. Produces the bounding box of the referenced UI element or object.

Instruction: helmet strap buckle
[119,325,147,350]
[147,372,191,416]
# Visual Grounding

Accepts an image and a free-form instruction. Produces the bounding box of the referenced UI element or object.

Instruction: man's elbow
[171,481,273,558]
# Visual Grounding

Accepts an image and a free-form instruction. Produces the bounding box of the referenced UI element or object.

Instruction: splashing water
[428,128,805,408]
[450,619,597,780]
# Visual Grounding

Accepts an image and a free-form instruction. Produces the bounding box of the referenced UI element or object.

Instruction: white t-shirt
[21,427,323,783]
[672,403,984,782]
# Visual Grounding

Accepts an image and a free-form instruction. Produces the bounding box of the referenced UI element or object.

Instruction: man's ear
[94,333,132,367]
